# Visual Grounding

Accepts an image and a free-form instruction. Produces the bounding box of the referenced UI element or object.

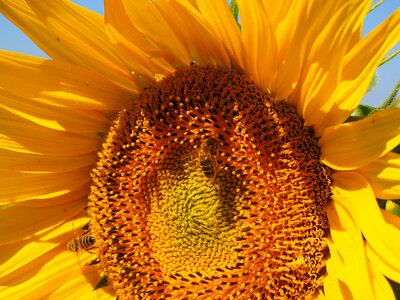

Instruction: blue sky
[0,1,398,107]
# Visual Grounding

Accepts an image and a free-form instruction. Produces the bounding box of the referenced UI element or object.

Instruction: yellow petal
[277,0,361,104]
[366,241,400,286]
[0,111,101,156]
[365,209,400,284]
[326,195,376,299]
[236,0,278,88]
[1,134,36,155]
[268,0,306,99]
[104,0,174,83]
[366,257,397,300]
[13,188,89,208]
[320,108,400,170]
[118,0,191,68]
[356,152,400,199]
[0,216,88,278]
[0,201,85,246]
[300,1,371,129]
[1,0,138,91]
[0,166,91,204]
[313,288,327,300]
[320,9,400,128]
[1,92,110,134]
[196,0,244,69]
[0,244,95,299]
[25,0,138,91]
[263,1,299,33]
[332,172,400,284]
[0,149,94,174]
[0,51,129,112]
[324,237,356,299]
[0,0,82,63]
[0,151,91,202]
[156,0,230,67]
[50,266,114,300]
[382,209,400,228]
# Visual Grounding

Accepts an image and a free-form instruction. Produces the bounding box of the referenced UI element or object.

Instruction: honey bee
[67,235,96,252]
[198,137,219,179]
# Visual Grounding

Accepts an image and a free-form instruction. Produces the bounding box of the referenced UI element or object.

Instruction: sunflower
[1,0,400,299]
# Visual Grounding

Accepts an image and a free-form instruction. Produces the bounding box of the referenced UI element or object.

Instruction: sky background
[0,1,398,107]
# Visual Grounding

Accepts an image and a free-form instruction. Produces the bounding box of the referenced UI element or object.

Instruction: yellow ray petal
[0,246,71,289]
[320,108,400,170]
[50,266,114,300]
[0,149,95,174]
[366,241,400,285]
[324,237,356,299]
[0,244,94,299]
[366,256,397,300]
[326,195,376,299]
[0,216,88,278]
[0,168,91,204]
[382,209,400,228]
[267,0,305,99]
[1,0,138,92]
[0,0,83,63]
[264,1,304,65]
[196,0,244,69]
[276,1,354,103]
[25,0,139,91]
[263,1,298,34]
[0,51,129,111]
[332,172,400,284]
[320,9,400,128]
[104,0,174,84]
[356,152,400,199]
[300,1,371,129]
[0,199,86,246]
[0,111,101,156]
[365,210,400,284]
[14,188,88,208]
[118,0,191,68]
[314,289,326,300]
[1,91,110,133]
[1,134,36,155]
[156,0,230,67]
[236,0,278,88]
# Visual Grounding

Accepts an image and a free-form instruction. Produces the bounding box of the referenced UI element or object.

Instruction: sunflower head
[87,64,332,298]
[1,0,399,299]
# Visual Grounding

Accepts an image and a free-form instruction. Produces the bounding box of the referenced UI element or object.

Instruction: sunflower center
[88,65,332,299]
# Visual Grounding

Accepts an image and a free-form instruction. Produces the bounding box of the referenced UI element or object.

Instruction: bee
[67,235,96,252]
[198,137,219,179]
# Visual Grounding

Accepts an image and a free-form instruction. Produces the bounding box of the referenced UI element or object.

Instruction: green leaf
[367,74,379,93]
[386,200,400,217]
[353,80,399,122]
[229,0,240,28]
[94,276,108,290]
[379,48,400,67]
[378,80,400,109]
[347,104,377,121]
[393,145,400,154]
[387,277,400,300]
[377,199,387,209]
[369,0,385,13]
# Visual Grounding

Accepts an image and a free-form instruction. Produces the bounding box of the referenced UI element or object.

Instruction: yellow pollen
[88,65,332,299]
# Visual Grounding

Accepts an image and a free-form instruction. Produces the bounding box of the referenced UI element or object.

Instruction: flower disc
[88,65,332,299]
